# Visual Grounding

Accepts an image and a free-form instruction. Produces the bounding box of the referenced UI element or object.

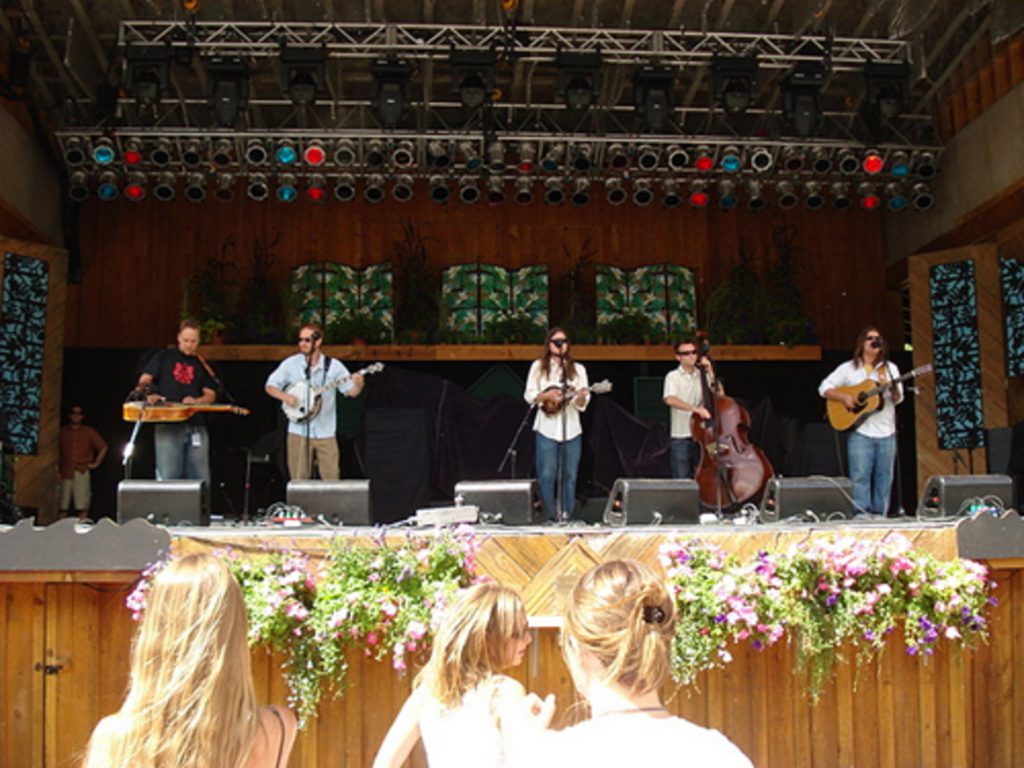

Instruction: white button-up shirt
[266,353,353,438]
[524,359,590,442]
[818,359,902,438]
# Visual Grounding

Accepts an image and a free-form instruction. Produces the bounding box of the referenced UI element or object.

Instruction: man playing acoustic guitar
[819,326,903,519]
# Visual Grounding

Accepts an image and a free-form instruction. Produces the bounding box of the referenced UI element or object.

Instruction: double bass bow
[690,335,774,513]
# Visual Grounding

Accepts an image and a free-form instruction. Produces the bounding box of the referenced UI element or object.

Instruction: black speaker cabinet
[759,477,854,522]
[286,480,372,525]
[117,480,208,526]
[453,480,541,526]
[916,474,1014,519]
[602,478,700,525]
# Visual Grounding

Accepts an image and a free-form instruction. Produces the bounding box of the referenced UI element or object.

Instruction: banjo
[282,362,384,423]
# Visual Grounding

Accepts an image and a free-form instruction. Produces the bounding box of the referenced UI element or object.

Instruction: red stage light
[124,183,145,201]
[860,193,881,210]
[695,154,714,172]
[304,145,326,166]
[689,191,709,207]
[862,151,884,174]
[517,160,534,173]
[123,149,143,165]
[306,185,326,202]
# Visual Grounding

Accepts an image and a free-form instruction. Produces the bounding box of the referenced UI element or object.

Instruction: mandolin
[282,362,384,423]
[122,402,250,422]
[826,363,933,431]
[538,380,613,414]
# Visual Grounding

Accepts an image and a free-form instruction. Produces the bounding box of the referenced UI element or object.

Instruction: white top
[523,359,590,442]
[418,677,520,768]
[663,365,704,439]
[818,359,902,438]
[265,352,352,438]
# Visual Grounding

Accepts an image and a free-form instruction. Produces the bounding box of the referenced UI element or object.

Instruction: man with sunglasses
[819,326,903,519]
[58,405,108,521]
[265,323,364,480]
[663,338,718,479]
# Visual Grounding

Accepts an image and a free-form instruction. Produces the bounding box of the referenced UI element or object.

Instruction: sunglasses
[298,337,314,343]
[676,350,697,356]
[550,338,568,346]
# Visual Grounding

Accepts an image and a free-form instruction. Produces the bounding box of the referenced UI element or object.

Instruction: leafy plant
[598,309,663,344]
[557,236,597,329]
[235,232,287,343]
[393,222,441,342]
[327,311,391,344]
[183,238,238,341]
[484,312,546,343]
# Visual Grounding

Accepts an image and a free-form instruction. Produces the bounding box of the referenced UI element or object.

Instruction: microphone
[870,337,883,350]
[311,331,321,341]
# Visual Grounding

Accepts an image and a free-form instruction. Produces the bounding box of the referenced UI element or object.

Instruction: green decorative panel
[290,261,393,335]
[442,264,548,336]
[597,264,696,338]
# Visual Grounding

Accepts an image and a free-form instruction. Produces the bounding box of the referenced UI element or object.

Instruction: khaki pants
[59,470,91,512]
[287,433,340,480]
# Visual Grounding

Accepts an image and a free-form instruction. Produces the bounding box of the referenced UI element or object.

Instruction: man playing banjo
[265,323,365,480]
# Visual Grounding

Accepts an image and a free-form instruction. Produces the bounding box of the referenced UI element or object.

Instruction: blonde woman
[512,560,753,767]
[83,553,297,768]
[373,582,532,768]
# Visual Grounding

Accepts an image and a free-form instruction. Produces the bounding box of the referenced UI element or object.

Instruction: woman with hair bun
[512,560,753,767]
[373,582,532,768]
[82,553,297,768]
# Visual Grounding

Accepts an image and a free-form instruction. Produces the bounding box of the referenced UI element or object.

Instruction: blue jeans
[847,431,896,516]
[535,433,582,521]
[670,438,701,479]
[153,423,211,484]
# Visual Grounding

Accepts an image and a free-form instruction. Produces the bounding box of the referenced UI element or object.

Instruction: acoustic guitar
[539,380,613,414]
[122,402,250,422]
[826,363,933,431]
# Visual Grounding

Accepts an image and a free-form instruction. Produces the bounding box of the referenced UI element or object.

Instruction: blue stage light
[92,139,116,165]
[96,171,119,200]
[275,142,298,165]
[276,174,298,202]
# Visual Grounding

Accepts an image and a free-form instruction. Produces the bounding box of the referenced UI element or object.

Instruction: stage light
[427,140,452,169]
[694,146,714,173]
[712,55,758,114]
[911,183,934,210]
[276,174,298,203]
[661,179,682,209]
[688,179,709,208]
[364,174,386,203]
[885,182,908,211]
[775,180,798,210]
[665,145,688,171]
[570,177,591,206]
[517,142,537,173]
[365,139,386,167]
[634,65,676,131]
[781,60,824,137]
[246,174,269,201]
[888,150,910,177]
[206,56,249,127]
[245,139,268,165]
[487,141,506,171]
[334,174,357,202]
[213,172,235,202]
[914,151,936,179]
[303,140,327,167]
[459,141,482,170]
[573,144,593,172]
[63,137,87,166]
[125,43,170,106]
[487,176,506,205]
[451,49,496,110]
[118,139,141,167]
[97,171,119,201]
[92,138,116,165]
[305,174,327,203]
[838,150,859,175]
[862,149,884,175]
[810,147,833,175]
[557,51,602,112]
[211,139,233,167]
[149,138,172,167]
[830,182,852,210]
[604,178,627,206]
[280,44,326,107]
[393,174,415,203]
[858,182,881,210]
[275,141,298,165]
[514,177,534,205]
[718,179,738,210]
[804,181,824,210]
[749,146,774,173]
[371,57,412,128]
[459,175,481,204]
[606,143,629,170]
[637,144,660,171]
[67,170,90,202]
[182,140,203,168]
[632,178,653,207]
[864,61,909,120]
[720,145,742,172]
[429,175,451,203]
[782,147,805,173]
[541,143,565,172]
[544,177,565,205]
[334,140,357,166]
[153,172,176,201]
[746,179,766,211]
[184,172,207,202]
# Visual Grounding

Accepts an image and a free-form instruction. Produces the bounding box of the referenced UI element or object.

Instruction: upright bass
[691,340,774,512]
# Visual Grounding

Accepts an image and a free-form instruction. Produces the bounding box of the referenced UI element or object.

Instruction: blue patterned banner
[929,260,984,450]
[1001,257,1024,378]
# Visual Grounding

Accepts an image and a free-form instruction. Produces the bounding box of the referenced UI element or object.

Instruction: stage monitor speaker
[916,474,1014,519]
[286,480,372,525]
[602,478,700,525]
[117,480,208,526]
[759,477,854,522]
[454,480,540,526]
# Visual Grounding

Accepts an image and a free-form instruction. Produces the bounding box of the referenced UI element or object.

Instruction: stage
[2,513,1023,768]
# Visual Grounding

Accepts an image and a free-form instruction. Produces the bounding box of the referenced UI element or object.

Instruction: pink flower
[944,626,961,640]
[366,631,379,646]
[407,620,427,640]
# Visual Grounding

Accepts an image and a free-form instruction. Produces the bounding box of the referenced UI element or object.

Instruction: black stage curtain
[362,407,431,523]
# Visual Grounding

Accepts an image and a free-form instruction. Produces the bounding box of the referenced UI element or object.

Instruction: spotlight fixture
[365,139,386,167]
[371,57,412,128]
[517,143,537,173]
[451,49,496,110]
[246,174,270,201]
[913,151,936,179]
[63,137,87,166]
[858,182,882,210]
[541,143,565,172]
[864,60,909,123]
[459,175,481,204]
[711,55,758,114]
[429,175,451,204]
[661,179,682,209]
[687,179,709,208]
[665,145,689,171]
[392,140,415,168]
[556,51,602,112]
[604,178,627,206]
[125,43,171,106]
[694,146,714,173]
[634,65,677,131]
[544,177,565,205]
[245,139,268,165]
[96,171,120,201]
[151,138,173,167]
[911,183,934,210]
[211,139,233,167]
[206,56,249,127]
[573,144,593,172]
[276,173,299,203]
[637,144,660,171]
[810,147,833,175]
[719,145,742,173]
[746,179,766,211]
[514,177,534,205]
[67,170,90,202]
[213,173,235,202]
[749,146,774,173]
[459,141,483,171]
[118,140,141,168]
[487,176,506,205]
[184,172,207,202]
[837,150,860,175]
[303,140,327,166]
[889,150,910,177]
[632,178,654,207]
[305,174,327,203]
[606,143,629,170]
[775,180,798,210]
[364,174,386,204]
[781,147,805,173]
[781,60,825,138]
[275,140,298,165]
[123,172,146,202]
[92,138,116,165]
[182,140,203,168]
[830,182,852,210]
[392,174,414,203]
[153,172,176,202]
[884,182,908,211]
[334,174,357,202]
[334,140,357,166]
[862,149,885,175]
[717,179,738,210]
[426,140,451,169]
[803,181,824,210]
[571,177,591,207]
[280,44,326,107]
[487,141,506,171]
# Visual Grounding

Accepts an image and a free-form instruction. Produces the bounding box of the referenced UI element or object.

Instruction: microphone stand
[122,389,150,478]
[556,358,569,523]
[498,402,538,478]
[303,351,314,480]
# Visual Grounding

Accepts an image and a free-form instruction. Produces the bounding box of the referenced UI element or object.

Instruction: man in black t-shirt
[136,319,217,484]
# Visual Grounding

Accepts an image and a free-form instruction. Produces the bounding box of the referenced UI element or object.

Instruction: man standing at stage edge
[136,319,217,484]
[58,405,108,521]
[663,338,717,479]
[265,323,364,480]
